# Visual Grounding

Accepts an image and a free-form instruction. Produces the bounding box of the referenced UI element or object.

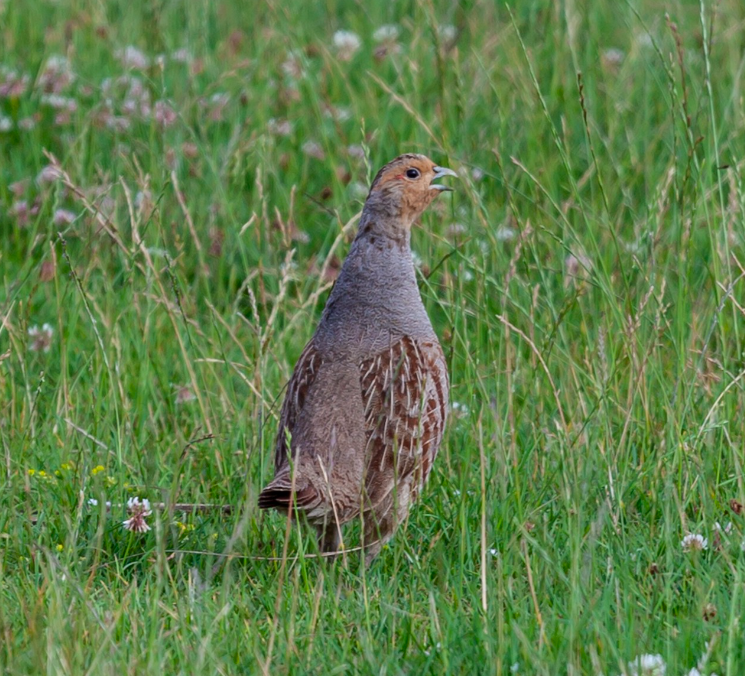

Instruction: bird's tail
[258,474,320,513]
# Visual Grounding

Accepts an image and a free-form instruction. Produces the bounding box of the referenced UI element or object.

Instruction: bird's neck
[340,220,417,294]
[356,203,412,244]
[315,217,435,356]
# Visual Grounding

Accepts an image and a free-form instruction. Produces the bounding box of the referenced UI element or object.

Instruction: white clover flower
[28,323,54,352]
[602,48,625,67]
[281,50,304,80]
[36,164,64,185]
[626,654,666,676]
[714,521,732,535]
[438,25,457,42]
[171,48,192,63]
[267,118,292,136]
[87,498,98,507]
[123,497,152,533]
[451,401,470,416]
[635,33,654,49]
[373,25,399,43]
[623,239,644,254]
[458,267,474,281]
[9,180,28,196]
[324,105,350,122]
[117,46,150,69]
[145,247,169,257]
[347,144,365,159]
[681,533,707,552]
[53,209,76,226]
[302,140,325,160]
[564,252,593,288]
[0,66,30,97]
[122,98,137,115]
[333,30,362,50]
[11,201,29,224]
[333,30,362,61]
[103,113,131,131]
[175,386,197,404]
[39,55,75,93]
[127,497,151,511]
[125,76,148,101]
[495,226,517,242]
[40,94,78,111]
[153,100,177,127]
[44,55,70,73]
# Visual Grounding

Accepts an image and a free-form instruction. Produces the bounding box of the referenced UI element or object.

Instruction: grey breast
[315,235,436,360]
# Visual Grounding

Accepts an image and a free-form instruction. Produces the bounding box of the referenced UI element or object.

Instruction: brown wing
[358,336,448,509]
[273,341,323,473]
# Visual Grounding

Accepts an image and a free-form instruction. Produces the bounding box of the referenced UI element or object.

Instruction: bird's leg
[316,516,341,559]
[363,509,399,565]
[363,484,412,565]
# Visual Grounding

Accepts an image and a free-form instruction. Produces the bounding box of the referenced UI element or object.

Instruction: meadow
[1,0,745,673]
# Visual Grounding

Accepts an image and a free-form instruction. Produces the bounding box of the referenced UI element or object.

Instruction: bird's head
[364,154,457,229]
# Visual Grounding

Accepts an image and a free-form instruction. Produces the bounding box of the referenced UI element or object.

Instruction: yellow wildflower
[175,521,195,535]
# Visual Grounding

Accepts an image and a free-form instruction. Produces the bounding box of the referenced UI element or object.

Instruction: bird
[258,153,455,562]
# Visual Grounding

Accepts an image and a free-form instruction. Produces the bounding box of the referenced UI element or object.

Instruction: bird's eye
[405,168,420,179]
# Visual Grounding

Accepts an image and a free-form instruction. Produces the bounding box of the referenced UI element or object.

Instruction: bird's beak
[430,165,458,192]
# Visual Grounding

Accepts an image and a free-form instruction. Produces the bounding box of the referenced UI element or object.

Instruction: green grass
[2,0,745,673]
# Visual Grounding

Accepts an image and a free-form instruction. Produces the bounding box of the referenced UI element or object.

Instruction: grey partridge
[259,154,454,561]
